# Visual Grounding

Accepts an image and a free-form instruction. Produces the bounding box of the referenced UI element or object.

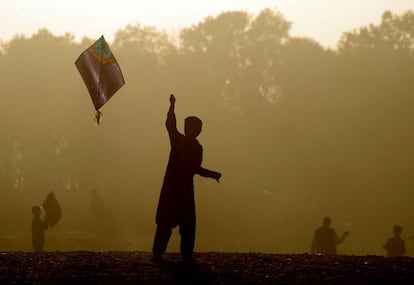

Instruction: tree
[338,10,414,56]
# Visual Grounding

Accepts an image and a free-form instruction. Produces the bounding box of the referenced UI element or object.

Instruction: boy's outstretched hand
[170,94,175,105]
[212,171,222,183]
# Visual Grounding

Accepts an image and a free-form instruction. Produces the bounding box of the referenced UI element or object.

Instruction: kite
[42,192,62,228]
[75,35,125,124]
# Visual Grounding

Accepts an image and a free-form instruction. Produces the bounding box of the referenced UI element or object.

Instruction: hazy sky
[1,0,413,48]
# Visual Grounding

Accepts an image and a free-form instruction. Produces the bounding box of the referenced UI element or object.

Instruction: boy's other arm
[197,166,222,183]
[336,230,349,244]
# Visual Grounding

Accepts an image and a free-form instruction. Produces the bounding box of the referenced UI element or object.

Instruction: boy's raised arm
[169,94,175,112]
[166,94,177,135]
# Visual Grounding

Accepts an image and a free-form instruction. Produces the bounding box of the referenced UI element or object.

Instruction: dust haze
[0,9,413,256]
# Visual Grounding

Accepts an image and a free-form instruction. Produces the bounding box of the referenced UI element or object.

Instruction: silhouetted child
[311,216,349,255]
[383,225,406,257]
[153,94,221,263]
[32,206,48,252]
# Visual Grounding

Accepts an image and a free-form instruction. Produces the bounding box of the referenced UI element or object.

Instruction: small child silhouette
[383,225,406,257]
[31,206,48,252]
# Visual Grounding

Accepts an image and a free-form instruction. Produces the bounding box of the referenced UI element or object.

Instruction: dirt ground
[1,251,413,284]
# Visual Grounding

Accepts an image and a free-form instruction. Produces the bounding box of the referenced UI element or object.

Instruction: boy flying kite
[153,95,222,263]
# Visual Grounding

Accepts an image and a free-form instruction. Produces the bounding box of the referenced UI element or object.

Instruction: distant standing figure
[32,206,48,252]
[153,94,222,263]
[311,217,349,255]
[383,225,406,257]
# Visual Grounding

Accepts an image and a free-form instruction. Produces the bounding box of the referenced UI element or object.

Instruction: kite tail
[94,110,103,125]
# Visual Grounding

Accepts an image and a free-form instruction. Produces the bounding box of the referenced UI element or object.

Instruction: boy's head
[393,225,403,237]
[32,206,41,218]
[323,216,331,227]
[184,116,202,139]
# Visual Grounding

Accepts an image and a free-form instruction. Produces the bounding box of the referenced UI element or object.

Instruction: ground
[1,251,413,284]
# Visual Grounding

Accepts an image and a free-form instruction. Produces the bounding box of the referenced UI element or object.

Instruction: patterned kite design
[75,36,125,123]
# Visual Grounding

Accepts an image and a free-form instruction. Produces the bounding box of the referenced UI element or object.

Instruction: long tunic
[155,108,202,226]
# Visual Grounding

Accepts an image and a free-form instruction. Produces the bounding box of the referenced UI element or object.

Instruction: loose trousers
[152,219,196,259]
